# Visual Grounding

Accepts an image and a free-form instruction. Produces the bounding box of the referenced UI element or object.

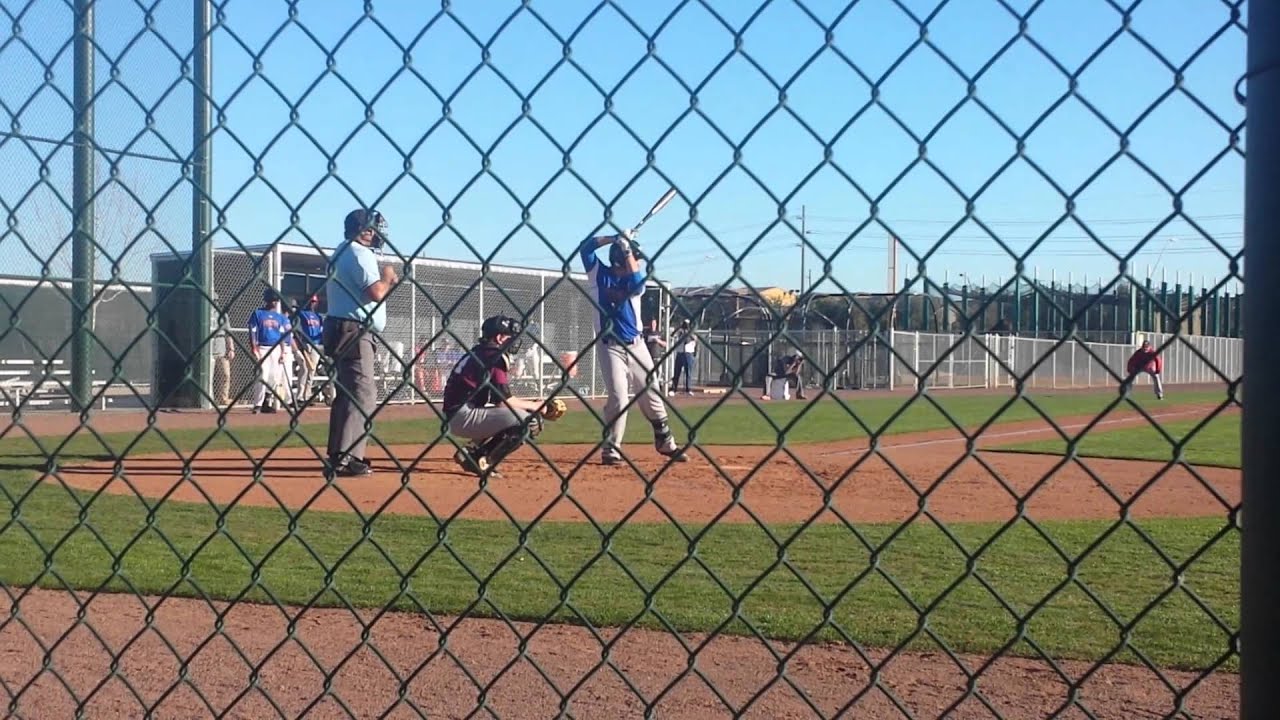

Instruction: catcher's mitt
[541,397,567,421]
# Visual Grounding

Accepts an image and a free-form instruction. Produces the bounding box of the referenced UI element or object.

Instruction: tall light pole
[799,205,806,296]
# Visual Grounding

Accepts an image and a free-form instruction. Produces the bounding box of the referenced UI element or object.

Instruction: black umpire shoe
[328,454,372,477]
[334,459,373,477]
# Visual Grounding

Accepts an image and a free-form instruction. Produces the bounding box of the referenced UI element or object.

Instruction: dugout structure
[150,244,671,409]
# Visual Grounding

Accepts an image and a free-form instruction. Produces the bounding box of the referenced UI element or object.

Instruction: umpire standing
[323,209,398,477]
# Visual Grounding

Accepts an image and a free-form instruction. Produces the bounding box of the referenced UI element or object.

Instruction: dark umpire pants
[323,316,377,464]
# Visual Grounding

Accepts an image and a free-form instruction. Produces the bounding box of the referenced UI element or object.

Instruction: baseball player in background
[249,288,294,414]
[444,315,567,476]
[643,318,668,394]
[762,351,807,401]
[1126,339,1165,400]
[294,295,332,405]
[579,229,688,465]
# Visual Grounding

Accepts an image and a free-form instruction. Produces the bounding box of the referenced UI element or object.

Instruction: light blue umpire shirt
[327,239,387,332]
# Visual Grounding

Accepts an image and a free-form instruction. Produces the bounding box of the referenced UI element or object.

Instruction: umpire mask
[345,209,390,251]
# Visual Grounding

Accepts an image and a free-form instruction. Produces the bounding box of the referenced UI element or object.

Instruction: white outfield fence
[891,331,1242,392]
[684,328,1242,394]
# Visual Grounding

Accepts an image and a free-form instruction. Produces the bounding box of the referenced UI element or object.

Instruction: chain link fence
[0,0,1257,717]
[686,328,1243,395]
[150,245,641,408]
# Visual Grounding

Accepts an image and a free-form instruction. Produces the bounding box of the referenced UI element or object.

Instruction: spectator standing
[670,320,697,396]
[211,300,235,408]
[643,318,668,393]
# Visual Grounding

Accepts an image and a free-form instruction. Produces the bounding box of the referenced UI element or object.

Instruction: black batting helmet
[609,240,630,268]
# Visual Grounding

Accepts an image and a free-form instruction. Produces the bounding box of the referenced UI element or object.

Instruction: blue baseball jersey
[579,236,645,343]
[249,308,292,347]
[297,309,324,345]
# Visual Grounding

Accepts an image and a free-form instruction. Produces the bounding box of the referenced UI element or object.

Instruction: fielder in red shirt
[1126,340,1165,400]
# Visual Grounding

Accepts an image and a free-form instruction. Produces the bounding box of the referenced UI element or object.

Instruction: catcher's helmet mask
[481,315,524,357]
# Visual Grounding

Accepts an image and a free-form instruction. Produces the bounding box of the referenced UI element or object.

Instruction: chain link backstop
[0,0,1262,717]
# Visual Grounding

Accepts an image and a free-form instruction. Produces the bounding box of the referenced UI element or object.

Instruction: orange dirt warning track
[49,409,1239,524]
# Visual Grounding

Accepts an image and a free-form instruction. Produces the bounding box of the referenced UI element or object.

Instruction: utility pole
[887,234,897,294]
[800,204,806,296]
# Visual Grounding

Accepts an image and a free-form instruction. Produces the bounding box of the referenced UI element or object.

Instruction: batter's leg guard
[651,420,689,462]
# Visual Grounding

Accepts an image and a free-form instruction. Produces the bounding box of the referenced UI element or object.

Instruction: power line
[804,212,1244,226]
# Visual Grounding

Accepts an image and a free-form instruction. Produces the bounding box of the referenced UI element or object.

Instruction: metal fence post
[887,324,895,391]
[70,0,95,412]
[911,331,919,390]
[1243,1,1278,708]
[192,0,214,409]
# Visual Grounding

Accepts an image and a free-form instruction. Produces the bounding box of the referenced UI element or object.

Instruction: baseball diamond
[0,0,1258,718]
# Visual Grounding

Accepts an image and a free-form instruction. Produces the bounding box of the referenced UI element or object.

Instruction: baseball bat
[632,187,677,231]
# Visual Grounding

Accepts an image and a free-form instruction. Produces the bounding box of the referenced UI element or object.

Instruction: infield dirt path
[0,587,1237,719]
[47,403,1239,525]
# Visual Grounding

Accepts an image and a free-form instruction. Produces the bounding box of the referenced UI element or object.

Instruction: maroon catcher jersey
[441,342,511,414]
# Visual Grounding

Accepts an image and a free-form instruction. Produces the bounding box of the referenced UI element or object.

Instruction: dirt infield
[48,406,1239,525]
[0,587,1237,719]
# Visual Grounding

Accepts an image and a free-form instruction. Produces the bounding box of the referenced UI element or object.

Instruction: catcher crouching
[443,315,567,476]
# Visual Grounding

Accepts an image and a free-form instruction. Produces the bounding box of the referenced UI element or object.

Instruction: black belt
[602,336,640,346]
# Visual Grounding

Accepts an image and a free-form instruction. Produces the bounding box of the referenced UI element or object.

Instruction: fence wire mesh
[0,0,1251,717]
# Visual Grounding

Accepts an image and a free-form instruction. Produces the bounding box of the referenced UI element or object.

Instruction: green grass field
[990,413,1240,469]
[0,472,1238,671]
[0,387,1240,671]
[0,388,1231,460]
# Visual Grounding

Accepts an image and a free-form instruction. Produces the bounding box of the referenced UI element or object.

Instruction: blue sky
[0,0,1248,298]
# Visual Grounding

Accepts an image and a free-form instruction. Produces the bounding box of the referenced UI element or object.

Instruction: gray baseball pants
[324,317,377,463]
[448,404,531,442]
[598,338,667,457]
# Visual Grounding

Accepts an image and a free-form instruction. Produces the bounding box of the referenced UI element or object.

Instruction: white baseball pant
[251,344,293,408]
[597,337,668,459]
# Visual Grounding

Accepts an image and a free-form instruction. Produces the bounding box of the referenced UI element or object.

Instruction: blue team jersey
[249,308,292,347]
[579,236,645,343]
[297,309,324,345]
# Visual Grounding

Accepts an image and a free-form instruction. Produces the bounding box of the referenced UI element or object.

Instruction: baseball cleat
[655,434,690,463]
[454,447,491,476]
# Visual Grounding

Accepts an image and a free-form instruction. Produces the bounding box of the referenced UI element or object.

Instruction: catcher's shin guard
[476,415,542,470]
